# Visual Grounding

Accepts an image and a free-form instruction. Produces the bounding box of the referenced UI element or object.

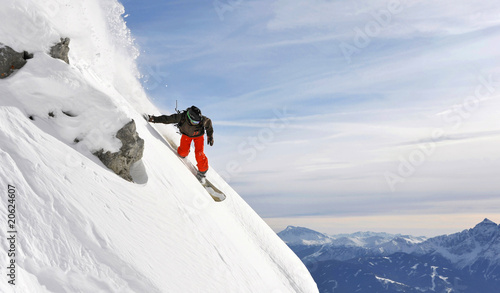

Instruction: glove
[207,136,214,146]
[148,115,155,122]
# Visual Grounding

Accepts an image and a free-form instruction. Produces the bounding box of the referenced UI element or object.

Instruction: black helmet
[187,106,202,125]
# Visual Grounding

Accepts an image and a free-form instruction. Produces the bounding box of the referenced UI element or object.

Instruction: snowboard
[194,172,226,202]
[143,114,226,202]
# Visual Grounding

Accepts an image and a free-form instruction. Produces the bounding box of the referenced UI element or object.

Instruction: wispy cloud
[267,0,500,37]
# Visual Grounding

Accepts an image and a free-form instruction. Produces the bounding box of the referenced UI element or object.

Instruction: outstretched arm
[149,113,182,124]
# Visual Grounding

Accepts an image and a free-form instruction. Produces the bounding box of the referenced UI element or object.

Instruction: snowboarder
[146,106,214,181]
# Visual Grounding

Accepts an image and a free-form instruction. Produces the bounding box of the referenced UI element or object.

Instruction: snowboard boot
[196,170,207,184]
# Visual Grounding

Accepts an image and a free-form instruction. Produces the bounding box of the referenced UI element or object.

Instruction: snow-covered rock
[0,45,32,78]
[0,0,318,292]
[94,119,144,182]
[49,37,70,64]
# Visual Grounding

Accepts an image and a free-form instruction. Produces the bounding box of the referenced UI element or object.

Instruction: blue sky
[121,0,500,236]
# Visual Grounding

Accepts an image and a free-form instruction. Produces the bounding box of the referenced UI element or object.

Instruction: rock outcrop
[0,44,33,78]
[50,37,70,64]
[94,120,144,182]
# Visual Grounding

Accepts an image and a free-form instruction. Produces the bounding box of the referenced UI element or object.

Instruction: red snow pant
[178,134,209,173]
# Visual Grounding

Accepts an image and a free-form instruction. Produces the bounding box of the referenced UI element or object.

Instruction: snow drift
[0,0,318,292]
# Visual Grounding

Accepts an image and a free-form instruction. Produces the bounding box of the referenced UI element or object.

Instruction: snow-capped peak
[278,226,332,245]
[413,219,500,269]
[474,218,498,228]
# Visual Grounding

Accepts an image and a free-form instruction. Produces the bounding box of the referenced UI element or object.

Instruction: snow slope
[0,0,318,292]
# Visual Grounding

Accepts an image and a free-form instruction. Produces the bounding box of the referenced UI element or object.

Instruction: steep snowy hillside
[0,0,318,292]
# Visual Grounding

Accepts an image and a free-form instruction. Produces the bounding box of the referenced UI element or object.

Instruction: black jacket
[152,112,213,138]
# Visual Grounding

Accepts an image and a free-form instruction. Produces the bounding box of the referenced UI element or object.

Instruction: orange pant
[178,135,209,173]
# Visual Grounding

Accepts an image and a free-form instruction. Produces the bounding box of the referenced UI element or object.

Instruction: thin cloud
[393,130,500,148]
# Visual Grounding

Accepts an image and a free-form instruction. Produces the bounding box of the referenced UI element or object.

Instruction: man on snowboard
[147,106,214,181]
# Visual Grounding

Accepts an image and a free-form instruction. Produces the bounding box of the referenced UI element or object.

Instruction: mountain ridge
[279,218,500,292]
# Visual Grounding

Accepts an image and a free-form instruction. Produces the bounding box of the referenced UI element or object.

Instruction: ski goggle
[187,110,201,125]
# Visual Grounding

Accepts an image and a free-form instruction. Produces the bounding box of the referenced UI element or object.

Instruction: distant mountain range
[278,218,500,293]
